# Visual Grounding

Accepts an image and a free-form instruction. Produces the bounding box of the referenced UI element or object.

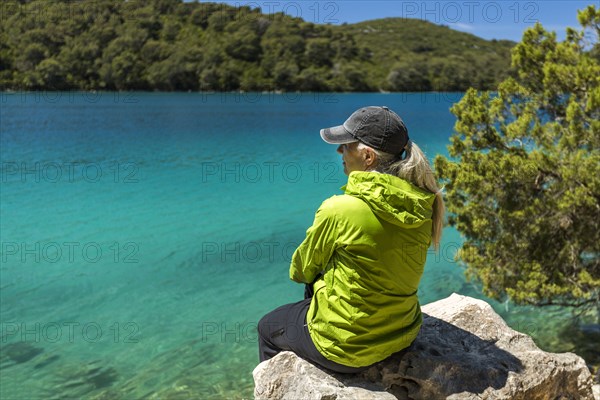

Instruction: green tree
[273,60,299,90]
[331,62,371,92]
[260,19,305,75]
[36,58,68,89]
[296,66,330,91]
[146,47,201,91]
[386,59,431,91]
[99,26,149,89]
[428,55,475,91]
[19,43,48,70]
[0,26,13,89]
[434,7,600,311]
[305,38,335,67]
[58,34,102,89]
[207,8,233,32]
[239,65,269,91]
[199,67,220,90]
[224,20,262,62]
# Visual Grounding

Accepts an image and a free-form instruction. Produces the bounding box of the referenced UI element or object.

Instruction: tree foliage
[0,0,513,92]
[341,18,514,92]
[434,6,600,311]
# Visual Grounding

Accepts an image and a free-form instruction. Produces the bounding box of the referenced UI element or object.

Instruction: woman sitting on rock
[258,106,445,373]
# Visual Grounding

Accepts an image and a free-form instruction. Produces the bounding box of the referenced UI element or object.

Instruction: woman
[258,106,444,373]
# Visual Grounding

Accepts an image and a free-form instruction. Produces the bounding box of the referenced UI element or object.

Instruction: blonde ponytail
[358,141,445,250]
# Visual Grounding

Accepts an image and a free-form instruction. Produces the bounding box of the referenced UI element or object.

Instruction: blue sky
[192,0,595,42]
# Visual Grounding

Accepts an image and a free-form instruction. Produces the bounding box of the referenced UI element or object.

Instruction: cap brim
[320,125,357,144]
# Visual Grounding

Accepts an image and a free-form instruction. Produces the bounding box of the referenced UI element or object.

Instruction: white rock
[254,293,595,400]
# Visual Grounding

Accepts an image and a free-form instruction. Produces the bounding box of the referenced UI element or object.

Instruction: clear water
[1,92,597,399]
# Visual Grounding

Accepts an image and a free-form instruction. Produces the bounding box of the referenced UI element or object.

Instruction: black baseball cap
[320,106,409,155]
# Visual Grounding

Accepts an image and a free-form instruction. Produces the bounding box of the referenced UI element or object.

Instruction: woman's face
[337,142,367,175]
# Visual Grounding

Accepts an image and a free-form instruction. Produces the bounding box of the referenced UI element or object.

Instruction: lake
[0,92,596,399]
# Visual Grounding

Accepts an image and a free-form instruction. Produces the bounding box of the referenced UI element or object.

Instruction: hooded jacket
[290,171,435,367]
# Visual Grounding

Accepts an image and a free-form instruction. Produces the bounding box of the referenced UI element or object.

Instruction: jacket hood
[342,171,435,227]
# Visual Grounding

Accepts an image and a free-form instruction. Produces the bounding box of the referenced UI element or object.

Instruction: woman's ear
[363,148,377,168]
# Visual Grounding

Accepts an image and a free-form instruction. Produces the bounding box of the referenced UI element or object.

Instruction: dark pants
[257,284,368,374]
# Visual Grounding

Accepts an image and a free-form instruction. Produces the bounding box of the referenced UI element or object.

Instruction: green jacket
[290,171,435,367]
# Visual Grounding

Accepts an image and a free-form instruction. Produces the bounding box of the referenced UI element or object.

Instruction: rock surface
[253,293,596,400]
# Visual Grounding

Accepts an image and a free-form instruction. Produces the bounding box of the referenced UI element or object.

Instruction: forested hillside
[0,0,515,91]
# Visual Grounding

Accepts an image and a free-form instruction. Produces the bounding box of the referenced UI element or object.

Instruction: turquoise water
[0,92,596,399]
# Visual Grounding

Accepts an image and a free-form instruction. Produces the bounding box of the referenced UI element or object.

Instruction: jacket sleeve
[289,199,339,283]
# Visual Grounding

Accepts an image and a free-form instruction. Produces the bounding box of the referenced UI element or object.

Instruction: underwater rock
[33,354,60,369]
[47,360,119,399]
[253,293,595,400]
[0,342,44,368]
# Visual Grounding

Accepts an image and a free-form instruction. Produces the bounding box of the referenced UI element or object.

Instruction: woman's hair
[357,141,445,250]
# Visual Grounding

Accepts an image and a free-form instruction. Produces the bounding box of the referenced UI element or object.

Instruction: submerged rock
[253,293,595,399]
[0,342,44,368]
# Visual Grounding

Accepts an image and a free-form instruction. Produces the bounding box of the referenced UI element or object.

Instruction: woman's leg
[258,298,311,362]
[257,298,368,374]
